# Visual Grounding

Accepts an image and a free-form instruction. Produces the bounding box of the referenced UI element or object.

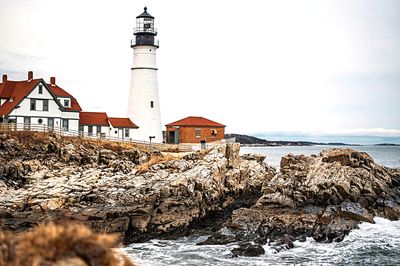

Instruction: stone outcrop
[0,131,276,243]
[202,148,400,251]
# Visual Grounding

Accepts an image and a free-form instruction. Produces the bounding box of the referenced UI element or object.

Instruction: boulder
[231,243,265,257]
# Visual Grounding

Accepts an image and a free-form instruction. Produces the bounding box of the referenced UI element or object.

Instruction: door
[168,131,176,144]
[24,117,31,130]
[48,118,54,130]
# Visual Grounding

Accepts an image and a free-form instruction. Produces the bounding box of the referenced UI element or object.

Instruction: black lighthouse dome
[136,7,154,19]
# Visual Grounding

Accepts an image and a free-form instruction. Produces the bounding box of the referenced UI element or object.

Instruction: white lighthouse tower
[128,7,163,143]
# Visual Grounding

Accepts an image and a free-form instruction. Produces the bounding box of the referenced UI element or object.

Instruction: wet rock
[339,201,374,223]
[231,243,265,257]
[270,235,295,253]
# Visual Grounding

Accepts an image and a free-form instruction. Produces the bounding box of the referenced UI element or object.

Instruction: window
[150,101,154,108]
[48,118,54,128]
[43,99,49,111]
[62,119,69,131]
[38,118,43,124]
[88,126,93,136]
[30,99,36,110]
[195,128,201,138]
[211,129,217,138]
[96,126,101,135]
[64,100,69,107]
[38,85,43,94]
[125,128,129,138]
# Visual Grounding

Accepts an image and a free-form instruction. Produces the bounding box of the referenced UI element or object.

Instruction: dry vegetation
[136,153,177,174]
[0,223,136,266]
[0,130,151,153]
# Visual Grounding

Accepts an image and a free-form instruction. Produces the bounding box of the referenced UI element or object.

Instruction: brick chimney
[2,74,7,83]
[28,71,33,80]
[50,77,56,86]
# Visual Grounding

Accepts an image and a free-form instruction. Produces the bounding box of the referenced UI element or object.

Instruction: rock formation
[202,148,400,254]
[0,131,275,243]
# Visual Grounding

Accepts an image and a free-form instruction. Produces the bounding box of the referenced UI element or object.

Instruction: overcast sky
[1,0,399,143]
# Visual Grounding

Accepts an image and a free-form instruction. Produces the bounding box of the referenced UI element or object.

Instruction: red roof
[79,112,109,126]
[47,84,82,112]
[109,117,139,128]
[0,79,42,116]
[166,116,225,127]
[0,76,82,116]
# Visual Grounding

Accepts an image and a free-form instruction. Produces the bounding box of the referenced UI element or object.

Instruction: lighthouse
[127,7,163,143]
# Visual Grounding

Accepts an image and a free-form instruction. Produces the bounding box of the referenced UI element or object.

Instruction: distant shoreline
[226,133,400,147]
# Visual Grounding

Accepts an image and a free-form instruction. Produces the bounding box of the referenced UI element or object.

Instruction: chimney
[28,71,33,81]
[50,77,56,86]
[2,74,7,83]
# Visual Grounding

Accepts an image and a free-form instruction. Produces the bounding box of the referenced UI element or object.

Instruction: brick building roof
[166,116,225,127]
[109,117,139,129]
[79,112,109,126]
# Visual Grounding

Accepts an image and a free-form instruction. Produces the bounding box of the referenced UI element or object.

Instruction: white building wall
[1,99,6,105]
[9,82,63,119]
[6,82,80,132]
[108,127,135,141]
[127,45,162,143]
[61,111,79,132]
[81,125,110,137]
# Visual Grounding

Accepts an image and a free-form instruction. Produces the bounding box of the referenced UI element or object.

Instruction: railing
[134,27,157,35]
[0,123,234,152]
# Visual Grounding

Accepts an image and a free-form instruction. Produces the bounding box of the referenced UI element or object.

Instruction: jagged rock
[204,148,400,248]
[241,154,266,164]
[98,149,117,164]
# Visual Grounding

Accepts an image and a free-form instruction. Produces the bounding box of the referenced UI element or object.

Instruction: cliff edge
[0,131,275,243]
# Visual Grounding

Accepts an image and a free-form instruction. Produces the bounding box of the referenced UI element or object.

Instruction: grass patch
[136,154,176,174]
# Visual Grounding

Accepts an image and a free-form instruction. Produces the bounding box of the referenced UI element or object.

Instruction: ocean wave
[125,218,400,266]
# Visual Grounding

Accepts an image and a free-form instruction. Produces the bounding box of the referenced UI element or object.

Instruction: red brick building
[165,116,225,144]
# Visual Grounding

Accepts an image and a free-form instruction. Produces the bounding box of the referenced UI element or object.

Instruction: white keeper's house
[0,71,138,139]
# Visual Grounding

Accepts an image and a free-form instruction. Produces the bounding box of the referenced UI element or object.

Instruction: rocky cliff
[202,148,400,255]
[2,131,399,257]
[0,131,275,243]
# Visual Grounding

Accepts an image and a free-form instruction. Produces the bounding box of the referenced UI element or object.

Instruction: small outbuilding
[165,116,225,144]
[79,112,138,140]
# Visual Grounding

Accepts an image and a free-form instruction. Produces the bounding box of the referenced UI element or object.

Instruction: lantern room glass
[136,17,155,34]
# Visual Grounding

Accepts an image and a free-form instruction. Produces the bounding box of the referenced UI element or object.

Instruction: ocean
[125,145,400,265]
